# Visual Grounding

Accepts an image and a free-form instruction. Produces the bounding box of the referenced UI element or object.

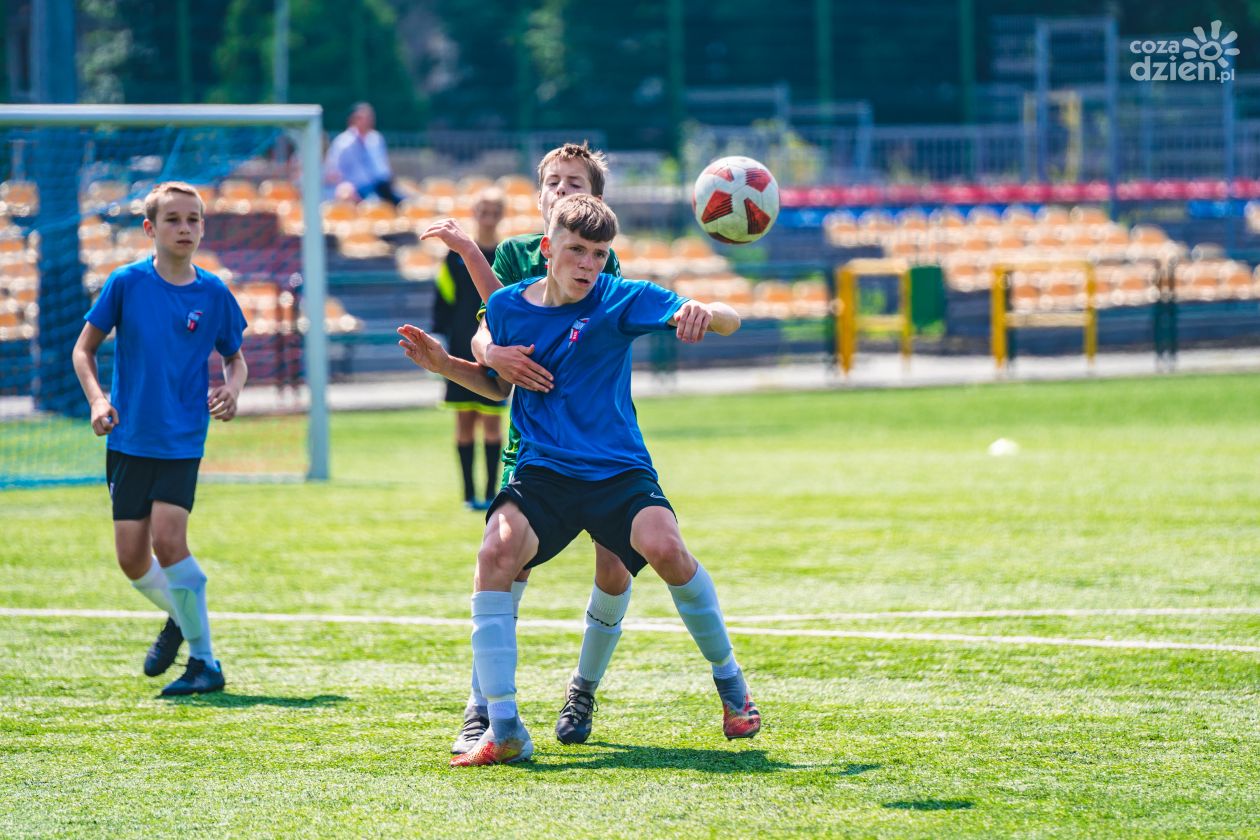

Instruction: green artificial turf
[2,374,1258,837]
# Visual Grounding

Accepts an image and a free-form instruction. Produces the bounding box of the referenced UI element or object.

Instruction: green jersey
[478,233,622,319]
[488,233,621,486]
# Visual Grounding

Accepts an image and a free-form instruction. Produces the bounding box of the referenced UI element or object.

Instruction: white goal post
[0,103,330,480]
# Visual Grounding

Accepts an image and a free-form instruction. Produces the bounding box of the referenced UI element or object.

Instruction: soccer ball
[692,156,780,244]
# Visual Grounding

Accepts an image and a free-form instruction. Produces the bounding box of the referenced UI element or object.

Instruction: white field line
[639,607,1260,623]
[1,607,1258,654]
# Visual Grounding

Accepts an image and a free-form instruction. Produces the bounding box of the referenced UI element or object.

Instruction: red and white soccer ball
[692,155,780,244]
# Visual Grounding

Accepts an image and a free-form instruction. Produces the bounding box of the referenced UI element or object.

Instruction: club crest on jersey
[186,310,203,332]
[568,317,590,345]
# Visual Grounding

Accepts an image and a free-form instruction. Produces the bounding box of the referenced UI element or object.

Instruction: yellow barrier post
[834,258,912,377]
[839,266,857,374]
[992,266,1009,369]
[992,261,1097,372]
[1083,264,1097,367]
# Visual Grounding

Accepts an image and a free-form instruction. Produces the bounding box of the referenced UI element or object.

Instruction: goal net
[0,105,329,487]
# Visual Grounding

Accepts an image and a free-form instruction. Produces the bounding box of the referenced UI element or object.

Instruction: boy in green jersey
[420,143,629,752]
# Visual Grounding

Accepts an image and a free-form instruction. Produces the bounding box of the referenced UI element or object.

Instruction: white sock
[131,555,176,618]
[163,555,215,667]
[469,581,526,709]
[575,582,631,687]
[470,590,518,738]
[668,563,740,678]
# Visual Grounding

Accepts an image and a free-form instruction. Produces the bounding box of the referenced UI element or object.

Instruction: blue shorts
[487,466,675,576]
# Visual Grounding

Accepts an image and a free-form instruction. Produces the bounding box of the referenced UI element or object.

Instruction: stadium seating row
[825,204,1260,309]
[0,174,541,220]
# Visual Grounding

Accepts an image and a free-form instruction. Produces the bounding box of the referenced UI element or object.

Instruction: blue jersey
[485,274,686,481]
[85,258,248,459]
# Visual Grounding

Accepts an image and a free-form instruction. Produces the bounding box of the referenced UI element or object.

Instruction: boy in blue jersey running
[399,194,760,766]
[421,143,635,752]
[72,181,248,696]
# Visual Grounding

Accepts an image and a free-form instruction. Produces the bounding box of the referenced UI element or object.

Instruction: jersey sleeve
[215,287,248,357]
[617,279,688,337]
[482,243,516,322]
[84,269,124,334]
[490,241,522,286]
[484,289,508,347]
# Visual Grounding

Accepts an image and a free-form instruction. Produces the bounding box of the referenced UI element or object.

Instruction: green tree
[213,0,424,131]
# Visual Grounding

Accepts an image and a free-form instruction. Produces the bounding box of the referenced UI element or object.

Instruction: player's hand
[397,324,451,374]
[208,385,240,421]
[486,343,553,392]
[419,219,475,254]
[672,301,713,343]
[90,398,119,436]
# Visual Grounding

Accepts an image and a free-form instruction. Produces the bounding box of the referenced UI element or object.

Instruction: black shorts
[487,465,675,576]
[443,378,507,412]
[106,450,201,521]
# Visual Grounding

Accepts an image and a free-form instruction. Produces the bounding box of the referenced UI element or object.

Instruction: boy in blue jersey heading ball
[398,194,761,766]
[72,181,248,696]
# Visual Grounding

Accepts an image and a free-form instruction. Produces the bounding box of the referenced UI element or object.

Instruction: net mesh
[0,122,313,487]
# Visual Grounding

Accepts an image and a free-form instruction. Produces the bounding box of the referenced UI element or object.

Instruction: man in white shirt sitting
[324,102,403,205]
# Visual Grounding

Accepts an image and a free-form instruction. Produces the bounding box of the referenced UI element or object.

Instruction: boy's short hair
[143,181,205,223]
[474,187,506,211]
[550,194,618,243]
[537,142,609,198]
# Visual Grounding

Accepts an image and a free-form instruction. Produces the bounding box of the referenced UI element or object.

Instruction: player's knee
[640,533,691,572]
[151,534,189,566]
[116,551,150,580]
[476,541,519,581]
[594,559,631,595]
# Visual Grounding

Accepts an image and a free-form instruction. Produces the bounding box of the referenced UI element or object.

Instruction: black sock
[457,443,475,502]
[484,441,502,501]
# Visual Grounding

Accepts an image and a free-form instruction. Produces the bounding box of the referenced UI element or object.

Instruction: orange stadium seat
[215,179,259,214]
[966,207,1001,228]
[339,230,391,259]
[325,297,363,334]
[83,181,130,215]
[321,200,358,236]
[0,181,38,216]
[497,174,535,199]
[357,201,399,236]
[194,185,218,210]
[1001,206,1035,228]
[1130,225,1168,245]
[258,180,299,209]
[421,177,458,199]
[114,227,152,254]
[0,233,29,264]
[458,176,494,197]
[396,245,440,281]
[1036,206,1071,226]
[1218,261,1252,299]
[898,209,928,232]
[1070,206,1108,225]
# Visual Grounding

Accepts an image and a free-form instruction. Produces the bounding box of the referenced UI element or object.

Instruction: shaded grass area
[2,373,1259,837]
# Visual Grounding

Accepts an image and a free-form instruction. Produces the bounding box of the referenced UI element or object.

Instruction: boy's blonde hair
[536,142,608,197]
[549,194,618,243]
[143,181,205,223]
[474,187,506,211]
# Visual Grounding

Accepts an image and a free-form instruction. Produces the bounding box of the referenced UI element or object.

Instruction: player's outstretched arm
[669,300,742,343]
[419,220,503,302]
[210,351,248,422]
[471,319,554,393]
[71,323,119,436]
[397,324,512,401]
